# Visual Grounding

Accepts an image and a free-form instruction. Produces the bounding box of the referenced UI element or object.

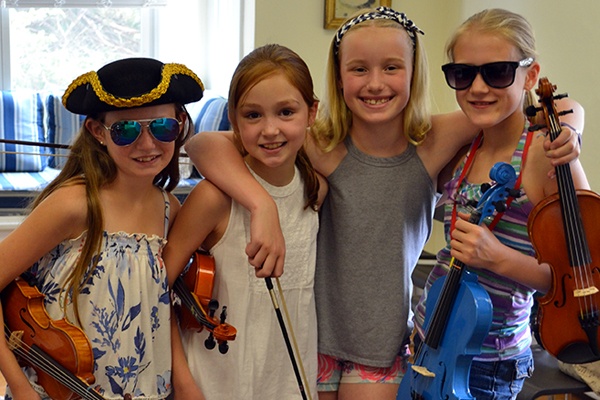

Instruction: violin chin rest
[557,342,600,364]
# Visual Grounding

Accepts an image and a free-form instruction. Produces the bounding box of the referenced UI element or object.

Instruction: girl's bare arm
[185,132,284,277]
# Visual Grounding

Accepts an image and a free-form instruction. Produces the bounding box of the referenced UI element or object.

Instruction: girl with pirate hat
[0,57,203,399]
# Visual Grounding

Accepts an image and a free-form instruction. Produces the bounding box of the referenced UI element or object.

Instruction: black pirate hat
[63,57,204,115]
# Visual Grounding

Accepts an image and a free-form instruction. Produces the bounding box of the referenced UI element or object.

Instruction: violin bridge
[411,365,436,378]
[574,286,599,297]
[8,330,24,350]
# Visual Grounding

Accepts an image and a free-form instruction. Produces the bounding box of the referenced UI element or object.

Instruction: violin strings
[423,258,464,350]
[4,329,105,399]
[548,111,597,319]
[173,278,216,329]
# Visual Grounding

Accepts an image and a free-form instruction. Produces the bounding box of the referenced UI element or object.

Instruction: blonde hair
[312,10,431,152]
[228,43,320,210]
[445,8,538,63]
[446,9,539,118]
[30,105,194,324]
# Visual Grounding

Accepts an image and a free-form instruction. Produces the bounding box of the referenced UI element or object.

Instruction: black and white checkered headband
[333,7,424,56]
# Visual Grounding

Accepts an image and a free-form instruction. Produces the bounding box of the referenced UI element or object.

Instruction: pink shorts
[317,351,408,392]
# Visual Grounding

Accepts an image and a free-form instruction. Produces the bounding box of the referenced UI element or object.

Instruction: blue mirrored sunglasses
[102,117,182,146]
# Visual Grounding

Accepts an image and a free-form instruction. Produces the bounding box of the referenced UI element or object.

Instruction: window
[0,0,253,95]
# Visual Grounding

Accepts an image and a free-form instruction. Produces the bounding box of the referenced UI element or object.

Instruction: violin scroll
[526,77,573,135]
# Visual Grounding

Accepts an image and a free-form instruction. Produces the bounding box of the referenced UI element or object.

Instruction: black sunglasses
[102,117,182,146]
[441,57,534,90]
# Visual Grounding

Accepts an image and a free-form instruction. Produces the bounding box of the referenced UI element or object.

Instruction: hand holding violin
[450,212,505,272]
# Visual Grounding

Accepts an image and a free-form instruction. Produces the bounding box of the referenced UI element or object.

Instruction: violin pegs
[493,201,507,213]
[220,306,228,324]
[218,341,229,354]
[480,183,491,194]
[559,109,574,117]
[525,105,541,118]
[208,299,219,317]
[554,92,568,101]
[528,124,546,132]
[205,333,216,350]
[508,188,522,198]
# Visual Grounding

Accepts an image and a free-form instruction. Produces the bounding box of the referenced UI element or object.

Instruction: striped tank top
[414,125,536,361]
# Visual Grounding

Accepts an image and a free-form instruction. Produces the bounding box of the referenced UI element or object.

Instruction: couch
[0,89,230,214]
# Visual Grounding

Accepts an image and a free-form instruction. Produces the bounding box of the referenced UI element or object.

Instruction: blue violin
[397,162,518,400]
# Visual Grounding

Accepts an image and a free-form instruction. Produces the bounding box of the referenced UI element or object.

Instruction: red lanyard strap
[450,129,533,236]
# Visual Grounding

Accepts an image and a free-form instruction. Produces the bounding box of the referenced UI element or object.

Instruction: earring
[100,141,105,146]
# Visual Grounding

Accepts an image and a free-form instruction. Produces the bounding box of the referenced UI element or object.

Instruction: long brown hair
[31,104,194,323]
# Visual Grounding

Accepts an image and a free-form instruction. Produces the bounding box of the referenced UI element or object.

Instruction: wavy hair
[30,104,194,323]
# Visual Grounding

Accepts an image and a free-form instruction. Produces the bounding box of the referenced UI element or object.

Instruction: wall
[254,0,600,194]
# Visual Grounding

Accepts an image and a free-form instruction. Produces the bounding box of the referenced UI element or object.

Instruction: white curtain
[155,0,251,97]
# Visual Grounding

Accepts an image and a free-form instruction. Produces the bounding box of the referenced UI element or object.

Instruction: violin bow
[265,277,312,400]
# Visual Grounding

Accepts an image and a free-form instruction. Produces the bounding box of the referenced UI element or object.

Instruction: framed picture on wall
[324,0,391,29]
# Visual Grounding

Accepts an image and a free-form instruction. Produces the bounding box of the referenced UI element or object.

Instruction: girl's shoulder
[182,179,231,216]
[15,184,88,250]
[417,111,478,178]
[170,179,231,252]
[38,184,88,220]
[304,133,347,178]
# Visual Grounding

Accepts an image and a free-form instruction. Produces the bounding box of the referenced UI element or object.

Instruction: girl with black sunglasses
[412,9,589,399]
[0,57,203,400]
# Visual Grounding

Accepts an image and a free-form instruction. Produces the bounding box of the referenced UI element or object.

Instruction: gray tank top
[315,135,438,367]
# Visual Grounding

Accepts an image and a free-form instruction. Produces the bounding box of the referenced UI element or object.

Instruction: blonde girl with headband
[164,44,326,400]
[410,9,587,399]
[0,57,203,400]
[183,7,581,400]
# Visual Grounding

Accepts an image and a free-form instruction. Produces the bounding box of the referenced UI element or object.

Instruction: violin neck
[424,259,467,349]
[173,276,216,330]
[550,122,592,267]
[423,208,485,349]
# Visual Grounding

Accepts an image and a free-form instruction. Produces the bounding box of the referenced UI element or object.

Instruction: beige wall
[254,0,600,194]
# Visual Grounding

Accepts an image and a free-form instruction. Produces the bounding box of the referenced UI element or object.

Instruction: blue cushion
[0,167,60,191]
[0,91,47,172]
[187,92,230,133]
[195,97,230,132]
[45,93,86,169]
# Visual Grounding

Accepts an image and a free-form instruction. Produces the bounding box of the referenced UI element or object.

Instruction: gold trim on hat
[62,63,205,109]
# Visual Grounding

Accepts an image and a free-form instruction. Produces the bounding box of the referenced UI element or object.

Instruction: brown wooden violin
[172,250,237,354]
[527,77,600,364]
[1,276,110,400]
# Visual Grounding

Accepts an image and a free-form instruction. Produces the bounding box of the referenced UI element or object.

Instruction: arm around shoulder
[184,131,286,276]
